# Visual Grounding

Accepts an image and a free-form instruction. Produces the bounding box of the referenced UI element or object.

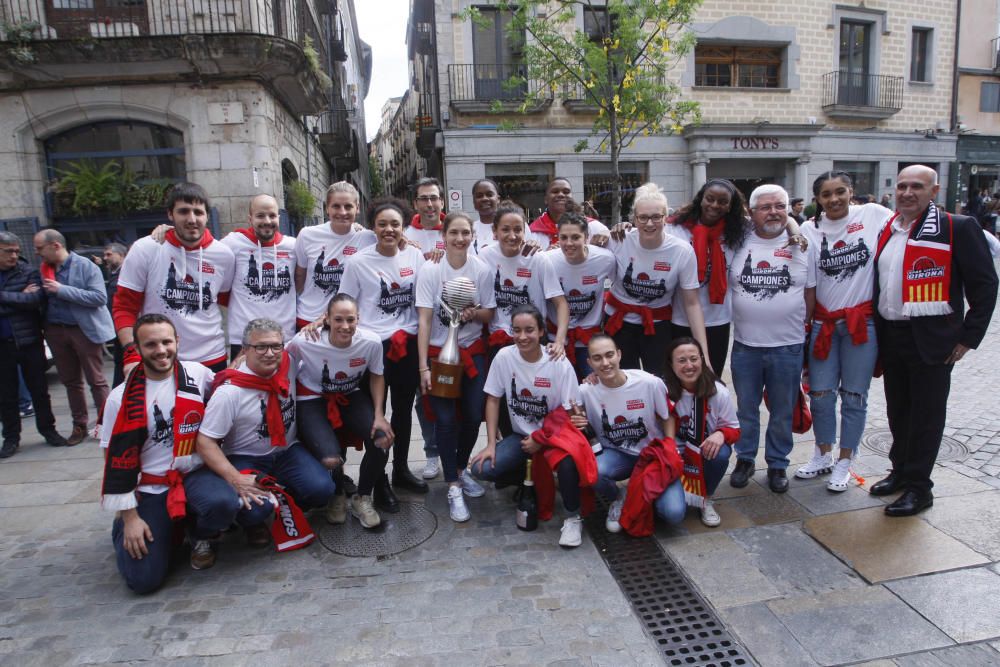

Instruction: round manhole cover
[862,428,969,462]
[317,501,437,557]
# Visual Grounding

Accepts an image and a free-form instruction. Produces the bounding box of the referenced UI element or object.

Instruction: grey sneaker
[459,470,485,498]
[605,493,626,533]
[325,493,348,525]
[350,494,381,528]
[422,457,440,479]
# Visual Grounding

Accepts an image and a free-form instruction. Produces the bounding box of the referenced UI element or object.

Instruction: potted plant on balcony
[284,179,317,230]
[50,160,173,219]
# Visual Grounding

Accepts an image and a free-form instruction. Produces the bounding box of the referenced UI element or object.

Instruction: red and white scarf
[688,221,727,304]
[101,363,206,513]
[875,201,954,317]
[243,471,315,552]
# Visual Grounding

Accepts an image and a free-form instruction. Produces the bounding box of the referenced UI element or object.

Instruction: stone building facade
[409,0,959,222]
[0,0,371,251]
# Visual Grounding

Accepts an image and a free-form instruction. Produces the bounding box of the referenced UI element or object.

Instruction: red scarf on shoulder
[410,213,444,231]
[529,211,559,247]
[212,353,291,447]
[687,221,727,304]
[875,202,954,316]
[235,227,283,246]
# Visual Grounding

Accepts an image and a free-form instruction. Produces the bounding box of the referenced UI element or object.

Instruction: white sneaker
[826,458,853,493]
[700,499,721,527]
[459,470,485,498]
[447,485,470,522]
[605,492,626,533]
[559,515,584,547]
[795,447,834,479]
[422,457,440,480]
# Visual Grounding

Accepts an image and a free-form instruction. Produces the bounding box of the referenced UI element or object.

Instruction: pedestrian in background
[103,242,127,386]
[34,229,114,446]
[0,231,68,458]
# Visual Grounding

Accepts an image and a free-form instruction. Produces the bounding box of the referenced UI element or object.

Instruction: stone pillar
[795,156,811,201]
[690,155,709,197]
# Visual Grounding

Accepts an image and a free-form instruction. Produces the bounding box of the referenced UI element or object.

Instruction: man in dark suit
[871,165,998,515]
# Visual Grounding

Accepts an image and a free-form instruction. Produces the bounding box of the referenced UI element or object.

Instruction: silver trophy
[431,277,478,398]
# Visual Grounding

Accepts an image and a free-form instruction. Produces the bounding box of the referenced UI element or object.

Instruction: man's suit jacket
[873,211,998,365]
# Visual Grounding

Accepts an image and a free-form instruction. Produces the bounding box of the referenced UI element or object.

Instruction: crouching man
[183,318,335,569]
[100,314,213,594]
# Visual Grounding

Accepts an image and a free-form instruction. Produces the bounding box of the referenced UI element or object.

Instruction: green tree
[467,0,701,224]
[369,156,384,198]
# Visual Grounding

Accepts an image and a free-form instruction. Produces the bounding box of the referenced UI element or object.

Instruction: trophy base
[429,359,464,398]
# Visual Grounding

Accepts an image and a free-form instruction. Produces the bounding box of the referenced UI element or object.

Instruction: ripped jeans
[808,318,878,454]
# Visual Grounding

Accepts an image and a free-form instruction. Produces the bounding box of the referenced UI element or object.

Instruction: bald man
[33,228,115,445]
[221,195,298,360]
[871,165,998,515]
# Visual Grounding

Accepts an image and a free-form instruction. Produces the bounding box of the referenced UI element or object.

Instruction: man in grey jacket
[33,229,115,445]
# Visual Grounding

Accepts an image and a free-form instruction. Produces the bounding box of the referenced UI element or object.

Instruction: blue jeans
[111,491,174,594]
[731,341,803,470]
[595,445,732,525]
[808,319,878,453]
[416,396,438,458]
[184,444,336,539]
[471,432,581,512]
[427,354,486,483]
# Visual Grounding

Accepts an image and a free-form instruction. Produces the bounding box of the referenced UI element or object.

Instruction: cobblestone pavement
[2,274,1000,666]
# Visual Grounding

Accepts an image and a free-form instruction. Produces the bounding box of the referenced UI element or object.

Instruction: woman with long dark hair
[795,171,887,491]
[416,211,496,522]
[663,337,739,526]
[666,179,748,374]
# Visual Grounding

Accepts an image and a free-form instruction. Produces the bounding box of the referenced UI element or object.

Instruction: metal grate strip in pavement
[585,506,753,667]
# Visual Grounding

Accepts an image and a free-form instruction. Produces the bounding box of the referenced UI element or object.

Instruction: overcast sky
[356,1,411,141]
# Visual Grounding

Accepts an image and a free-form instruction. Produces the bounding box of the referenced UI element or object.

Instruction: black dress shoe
[40,430,68,447]
[869,472,903,496]
[0,439,18,459]
[885,489,933,517]
[392,466,429,493]
[729,459,755,488]
[767,468,789,493]
[373,474,400,513]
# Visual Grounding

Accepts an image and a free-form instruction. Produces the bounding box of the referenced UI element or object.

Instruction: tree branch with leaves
[464,0,701,223]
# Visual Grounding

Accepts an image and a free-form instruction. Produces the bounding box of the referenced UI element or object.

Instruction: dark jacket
[0,257,45,347]
[874,211,999,364]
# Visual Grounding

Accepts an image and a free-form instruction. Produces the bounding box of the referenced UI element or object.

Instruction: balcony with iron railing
[448,63,553,113]
[0,0,339,115]
[821,70,903,120]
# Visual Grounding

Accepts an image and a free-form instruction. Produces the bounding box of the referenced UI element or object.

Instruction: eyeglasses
[0,248,20,255]
[635,214,665,223]
[248,344,283,354]
[415,195,441,203]
[754,203,787,213]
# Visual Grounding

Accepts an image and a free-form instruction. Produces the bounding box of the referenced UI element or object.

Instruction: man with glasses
[728,185,816,493]
[0,232,68,457]
[34,229,115,445]
[407,177,447,260]
[183,318,334,569]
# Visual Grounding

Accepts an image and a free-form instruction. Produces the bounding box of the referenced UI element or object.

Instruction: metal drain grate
[585,507,752,667]
[862,428,969,462]
[317,501,437,557]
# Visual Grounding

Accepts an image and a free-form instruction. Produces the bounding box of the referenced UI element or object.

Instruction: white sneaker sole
[461,484,485,498]
[605,520,621,533]
[795,464,833,479]
[826,480,849,493]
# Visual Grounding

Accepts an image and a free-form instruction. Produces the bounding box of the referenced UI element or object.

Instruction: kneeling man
[100,314,213,594]
[184,318,335,569]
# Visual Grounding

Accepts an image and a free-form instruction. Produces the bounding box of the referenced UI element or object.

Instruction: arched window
[46,121,185,218]
[44,121,187,246]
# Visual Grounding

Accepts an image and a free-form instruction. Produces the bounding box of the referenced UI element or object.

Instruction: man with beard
[113,183,235,372]
[99,314,214,593]
[183,319,335,569]
[871,165,997,515]
[222,195,297,360]
[728,185,816,493]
